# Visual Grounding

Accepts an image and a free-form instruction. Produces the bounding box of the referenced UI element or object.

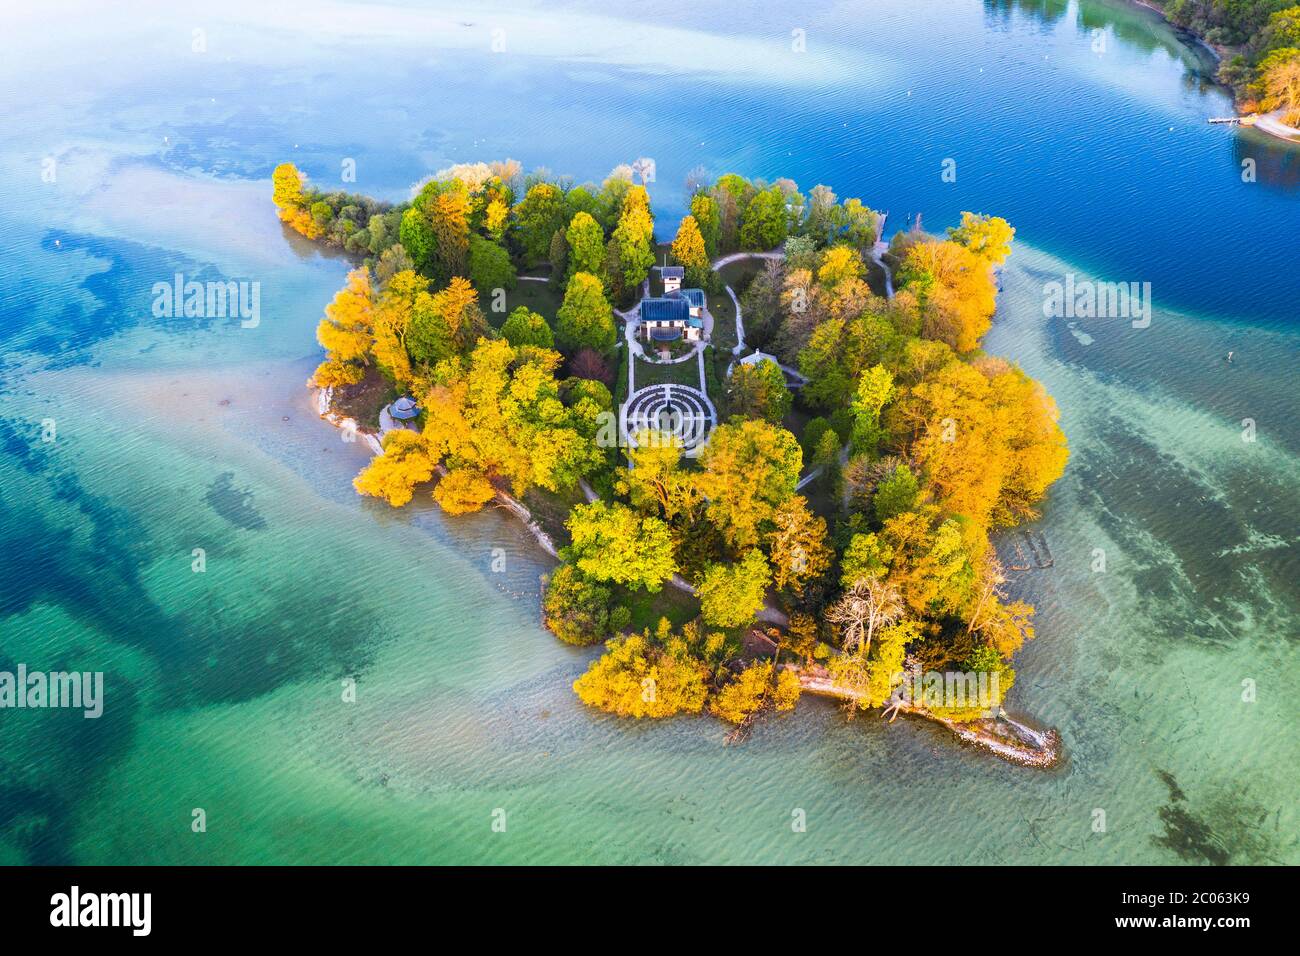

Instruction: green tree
[726,358,792,424]
[849,365,894,455]
[697,549,771,628]
[500,306,554,349]
[515,182,568,266]
[739,185,787,250]
[873,463,920,524]
[399,206,435,272]
[563,501,677,591]
[609,205,655,295]
[542,564,616,645]
[555,272,616,353]
[690,192,721,259]
[468,234,516,294]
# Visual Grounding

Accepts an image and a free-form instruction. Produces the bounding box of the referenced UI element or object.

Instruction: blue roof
[390,397,419,420]
[641,296,689,323]
[650,327,682,341]
[679,288,705,308]
[657,265,685,277]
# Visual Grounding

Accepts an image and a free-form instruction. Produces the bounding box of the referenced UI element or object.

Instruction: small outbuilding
[657,264,685,294]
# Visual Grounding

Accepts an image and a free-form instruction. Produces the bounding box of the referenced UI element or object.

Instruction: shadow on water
[1151,769,1286,864]
[11,232,247,368]
[204,472,268,531]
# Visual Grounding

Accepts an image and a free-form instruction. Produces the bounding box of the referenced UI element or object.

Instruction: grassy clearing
[617,582,700,632]
[485,278,565,328]
[716,258,763,294]
[707,287,737,352]
[632,355,703,389]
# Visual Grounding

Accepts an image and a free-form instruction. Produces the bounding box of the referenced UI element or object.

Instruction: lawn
[631,354,704,390]
[616,582,700,633]
[485,278,564,329]
[707,285,738,352]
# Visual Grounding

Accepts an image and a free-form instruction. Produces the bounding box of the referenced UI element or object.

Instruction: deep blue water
[0,0,1295,865]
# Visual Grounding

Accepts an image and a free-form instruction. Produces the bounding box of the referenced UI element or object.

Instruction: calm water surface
[0,0,1296,864]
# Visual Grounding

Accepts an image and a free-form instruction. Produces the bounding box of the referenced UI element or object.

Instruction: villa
[640,287,706,343]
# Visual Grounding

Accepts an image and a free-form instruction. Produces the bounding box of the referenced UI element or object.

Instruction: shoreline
[313,385,562,559]
[790,666,1062,768]
[314,383,1061,770]
[1129,0,1300,146]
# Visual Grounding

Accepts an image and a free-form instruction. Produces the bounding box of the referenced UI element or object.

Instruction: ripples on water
[0,0,1296,864]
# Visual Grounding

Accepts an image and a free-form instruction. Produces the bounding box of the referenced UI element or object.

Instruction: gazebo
[389,396,419,420]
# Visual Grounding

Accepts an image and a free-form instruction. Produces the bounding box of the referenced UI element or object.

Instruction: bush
[542,564,614,645]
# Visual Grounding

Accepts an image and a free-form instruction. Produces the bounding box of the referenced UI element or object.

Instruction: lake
[0,0,1296,864]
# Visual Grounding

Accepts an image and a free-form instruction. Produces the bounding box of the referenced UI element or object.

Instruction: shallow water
[0,0,1296,864]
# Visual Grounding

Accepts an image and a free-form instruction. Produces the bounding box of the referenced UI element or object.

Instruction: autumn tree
[406,276,488,367]
[617,430,699,523]
[572,633,709,718]
[352,430,434,507]
[690,192,721,259]
[825,577,903,658]
[433,468,496,514]
[271,163,320,238]
[1257,47,1300,122]
[697,419,802,549]
[765,495,833,594]
[607,199,655,299]
[947,212,1015,265]
[314,269,373,384]
[420,338,604,503]
[566,211,606,279]
[370,269,428,384]
[670,215,710,287]
[710,661,801,724]
[897,239,997,353]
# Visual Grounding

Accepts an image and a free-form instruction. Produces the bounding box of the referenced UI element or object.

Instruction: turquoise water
[1,0,1296,864]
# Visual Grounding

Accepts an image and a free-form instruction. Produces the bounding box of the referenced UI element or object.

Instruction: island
[272,159,1069,767]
